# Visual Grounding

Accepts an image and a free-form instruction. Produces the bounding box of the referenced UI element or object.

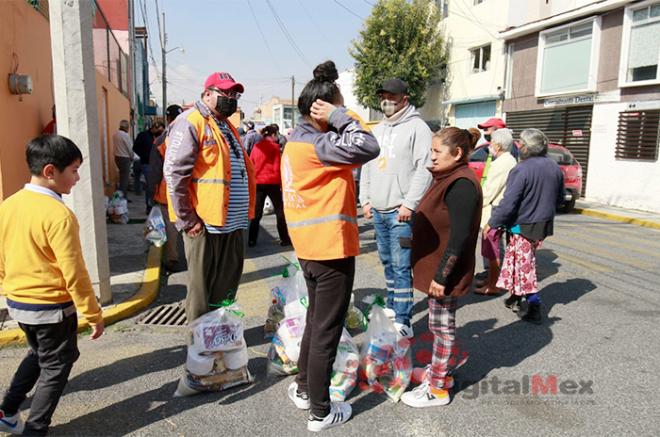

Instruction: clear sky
[136,0,376,116]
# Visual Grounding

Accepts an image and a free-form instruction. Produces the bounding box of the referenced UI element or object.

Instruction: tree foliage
[350,0,446,111]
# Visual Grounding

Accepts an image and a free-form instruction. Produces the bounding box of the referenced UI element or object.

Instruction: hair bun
[313,60,339,83]
[467,127,481,148]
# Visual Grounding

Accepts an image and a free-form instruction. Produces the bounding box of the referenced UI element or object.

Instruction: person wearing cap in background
[243,121,261,156]
[148,104,184,272]
[473,117,515,286]
[359,78,433,339]
[164,72,255,322]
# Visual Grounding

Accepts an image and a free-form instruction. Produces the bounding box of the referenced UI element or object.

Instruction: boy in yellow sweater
[0,135,104,436]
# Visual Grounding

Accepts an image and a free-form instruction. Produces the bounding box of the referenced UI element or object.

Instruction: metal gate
[505,106,593,195]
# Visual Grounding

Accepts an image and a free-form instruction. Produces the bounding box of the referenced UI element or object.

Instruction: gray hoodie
[359,105,432,211]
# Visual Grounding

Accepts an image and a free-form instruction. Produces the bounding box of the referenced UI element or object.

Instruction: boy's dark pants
[1,313,79,436]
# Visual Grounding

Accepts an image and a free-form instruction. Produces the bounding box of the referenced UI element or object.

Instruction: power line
[265,0,311,67]
[362,0,375,6]
[139,0,162,82]
[333,0,364,20]
[247,0,284,76]
[296,0,330,41]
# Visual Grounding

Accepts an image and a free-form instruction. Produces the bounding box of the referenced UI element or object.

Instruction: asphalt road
[1,211,659,437]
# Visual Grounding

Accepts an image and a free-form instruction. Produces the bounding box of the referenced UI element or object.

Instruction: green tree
[350,0,446,111]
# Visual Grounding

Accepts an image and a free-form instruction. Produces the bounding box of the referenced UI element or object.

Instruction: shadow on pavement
[64,346,186,395]
[424,277,597,398]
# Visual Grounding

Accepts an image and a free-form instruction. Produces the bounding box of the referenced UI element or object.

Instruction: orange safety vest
[153,142,168,205]
[281,111,369,261]
[166,109,256,226]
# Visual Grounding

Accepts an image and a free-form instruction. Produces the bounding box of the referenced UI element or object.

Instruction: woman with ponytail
[404,127,483,408]
[282,61,380,431]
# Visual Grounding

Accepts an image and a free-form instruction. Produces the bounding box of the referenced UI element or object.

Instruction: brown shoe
[474,286,506,296]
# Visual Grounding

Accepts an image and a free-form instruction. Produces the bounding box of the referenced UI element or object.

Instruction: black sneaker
[504,295,523,312]
[520,303,542,325]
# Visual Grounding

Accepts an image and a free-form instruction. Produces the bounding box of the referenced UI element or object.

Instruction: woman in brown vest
[402,127,482,408]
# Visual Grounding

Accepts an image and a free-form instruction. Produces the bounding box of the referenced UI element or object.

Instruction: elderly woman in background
[475,128,517,295]
[484,128,564,324]
[404,127,482,408]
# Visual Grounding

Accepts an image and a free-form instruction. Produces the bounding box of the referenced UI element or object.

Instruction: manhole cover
[138,302,187,327]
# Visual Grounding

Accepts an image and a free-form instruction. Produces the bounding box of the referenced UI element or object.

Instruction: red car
[468,143,582,212]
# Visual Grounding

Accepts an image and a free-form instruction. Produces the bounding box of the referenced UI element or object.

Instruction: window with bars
[615,109,660,161]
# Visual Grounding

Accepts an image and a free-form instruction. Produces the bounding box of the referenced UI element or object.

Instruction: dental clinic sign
[543,90,620,108]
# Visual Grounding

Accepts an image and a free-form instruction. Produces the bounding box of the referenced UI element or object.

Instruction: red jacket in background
[250,137,282,185]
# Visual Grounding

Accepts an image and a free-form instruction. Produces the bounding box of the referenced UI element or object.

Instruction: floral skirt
[496,234,541,296]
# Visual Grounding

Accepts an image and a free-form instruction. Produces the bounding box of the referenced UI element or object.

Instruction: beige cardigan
[480,152,517,228]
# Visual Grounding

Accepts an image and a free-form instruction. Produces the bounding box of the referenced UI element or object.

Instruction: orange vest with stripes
[282,115,369,261]
[166,109,256,226]
[154,142,168,205]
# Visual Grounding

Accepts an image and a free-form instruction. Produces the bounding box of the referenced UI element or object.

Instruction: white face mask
[380,100,399,117]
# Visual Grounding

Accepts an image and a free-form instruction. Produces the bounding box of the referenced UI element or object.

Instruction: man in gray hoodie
[359,78,433,338]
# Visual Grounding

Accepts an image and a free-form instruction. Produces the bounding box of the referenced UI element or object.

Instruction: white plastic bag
[175,303,252,397]
[144,206,167,247]
[107,191,129,224]
[330,329,360,401]
[360,296,412,402]
[190,304,245,353]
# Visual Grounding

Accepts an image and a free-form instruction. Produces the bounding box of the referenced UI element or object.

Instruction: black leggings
[248,184,290,244]
[295,257,355,417]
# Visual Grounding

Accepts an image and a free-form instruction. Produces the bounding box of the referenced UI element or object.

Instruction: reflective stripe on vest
[191,178,229,185]
[287,213,357,229]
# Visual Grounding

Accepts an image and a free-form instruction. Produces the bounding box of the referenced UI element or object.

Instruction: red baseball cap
[204,72,244,93]
[477,117,506,129]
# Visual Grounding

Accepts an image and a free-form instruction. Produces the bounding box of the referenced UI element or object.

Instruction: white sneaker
[383,307,396,320]
[393,322,414,339]
[401,382,451,408]
[0,410,24,435]
[288,382,310,410]
[307,402,352,432]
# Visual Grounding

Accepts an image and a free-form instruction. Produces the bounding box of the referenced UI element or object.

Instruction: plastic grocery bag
[360,295,412,402]
[190,302,245,353]
[175,301,252,397]
[144,206,167,247]
[266,258,310,375]
[265,257,307,338]
[344,294,367,330]
[107,191,129,224]
[330,329,360,401]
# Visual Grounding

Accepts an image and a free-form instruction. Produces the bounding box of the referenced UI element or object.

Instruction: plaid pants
[427,296,459,390]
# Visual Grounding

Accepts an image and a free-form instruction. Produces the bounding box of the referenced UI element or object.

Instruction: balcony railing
[92,0,129,97]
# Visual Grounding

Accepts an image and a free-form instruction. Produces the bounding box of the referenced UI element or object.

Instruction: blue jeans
[372,209,414,326]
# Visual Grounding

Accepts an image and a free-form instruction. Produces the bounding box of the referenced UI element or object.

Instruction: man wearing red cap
[164,72,256,322]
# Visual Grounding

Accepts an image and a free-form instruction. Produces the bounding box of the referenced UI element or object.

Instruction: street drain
[138,302,187,327]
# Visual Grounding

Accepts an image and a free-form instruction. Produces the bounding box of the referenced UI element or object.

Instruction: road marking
[559,224,660,250]
[549,250,612,273]
[558,228,660,259]
[549,236,655,270]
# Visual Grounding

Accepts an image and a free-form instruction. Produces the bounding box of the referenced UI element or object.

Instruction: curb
[0,245,162,348]
[574,207,660,231]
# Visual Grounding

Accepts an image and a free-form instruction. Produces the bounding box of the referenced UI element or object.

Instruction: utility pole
[291,75,295,128]
[161,11,167,119]
[49,0,112,304]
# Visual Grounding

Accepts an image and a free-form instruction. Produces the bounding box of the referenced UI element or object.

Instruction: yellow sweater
[0,188,103,325]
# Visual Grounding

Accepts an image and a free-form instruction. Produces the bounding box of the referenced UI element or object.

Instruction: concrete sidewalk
[0,192,162,346]
[574,199,660,230]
